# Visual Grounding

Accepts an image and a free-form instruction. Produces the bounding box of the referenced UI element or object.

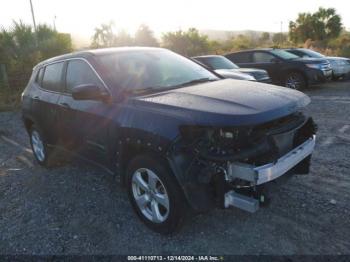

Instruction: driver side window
[65,60,102,93]
[252,52,275,63]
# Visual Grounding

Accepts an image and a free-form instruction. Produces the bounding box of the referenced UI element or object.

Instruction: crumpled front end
[168,112,317,212]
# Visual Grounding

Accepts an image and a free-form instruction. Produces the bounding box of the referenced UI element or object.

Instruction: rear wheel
[285,72,306,90]
[126,154,187,234]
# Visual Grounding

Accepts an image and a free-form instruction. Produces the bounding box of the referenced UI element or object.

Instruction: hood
[230,68,270,80]
[233,68,267,74]
[326,56,349,61]
[214,69,255,81]
[131,79,310,127]
[326,57,350,64]
[292,57,329,64]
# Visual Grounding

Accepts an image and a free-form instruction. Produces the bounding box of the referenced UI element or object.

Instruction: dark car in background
[192,55,271,83]
[22,47,317,234]
[225,48,332,89]
[285,48,350,80]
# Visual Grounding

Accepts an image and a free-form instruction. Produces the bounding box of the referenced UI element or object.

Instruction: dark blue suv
[22,47,317,234]
[225,48,332,89]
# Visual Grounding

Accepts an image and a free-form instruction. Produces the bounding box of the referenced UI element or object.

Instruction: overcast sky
[1,0,349,45]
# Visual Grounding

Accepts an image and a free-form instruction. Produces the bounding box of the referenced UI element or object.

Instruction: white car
[286,48,350,80]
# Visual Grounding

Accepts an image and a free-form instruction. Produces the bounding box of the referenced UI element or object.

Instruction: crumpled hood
[131,79,310,126]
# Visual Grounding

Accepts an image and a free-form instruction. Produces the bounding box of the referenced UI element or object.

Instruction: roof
[233,48,275,53]
[36,46,166,67]
[192,55,223,59]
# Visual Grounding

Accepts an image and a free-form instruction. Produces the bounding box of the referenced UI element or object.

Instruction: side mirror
[72,84,109,101]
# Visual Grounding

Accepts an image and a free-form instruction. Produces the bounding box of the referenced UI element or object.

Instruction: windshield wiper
[125,78,217,95]
[128,86,161,94]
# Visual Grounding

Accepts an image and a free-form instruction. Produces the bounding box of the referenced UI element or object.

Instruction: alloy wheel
[31,130,45,162]
[285,76,301,89]
[131,168,170,223]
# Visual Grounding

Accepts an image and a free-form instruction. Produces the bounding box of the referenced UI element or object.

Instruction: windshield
[197,56,239,70]
[300,49,325,58]
[97,49,218,94]
[270,49,300,60]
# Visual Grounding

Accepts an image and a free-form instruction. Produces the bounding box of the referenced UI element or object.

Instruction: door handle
[59,102,70,109]
[33,96,40,100]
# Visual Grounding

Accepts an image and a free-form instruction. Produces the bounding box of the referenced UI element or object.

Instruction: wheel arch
[283,68,309,85]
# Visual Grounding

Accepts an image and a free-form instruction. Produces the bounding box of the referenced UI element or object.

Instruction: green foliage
[0,20,72,110]
[161,28,209,56]
[91,23,158,48]
[261,32,270,41]
[91,22,116,48]
[272,33,288,46]
[134,24,159,47]
[289,7,342,44]
[230,34,256,50]
[328,32,350,57]
[114,30,134,46]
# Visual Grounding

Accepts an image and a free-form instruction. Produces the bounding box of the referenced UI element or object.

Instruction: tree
[134,24,158,47]
[230,34,256,50]
[329,31,350,57]
[289,7,342,44]
[114,30,134,46]
[36,24,73,59]
[260,32,270,44]
[161,28,209,56]
[272,33,288,46]
[0,21,72,89]
[91,22,115,48]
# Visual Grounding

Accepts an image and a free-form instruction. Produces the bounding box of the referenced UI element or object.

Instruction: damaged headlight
[179,125,253,151]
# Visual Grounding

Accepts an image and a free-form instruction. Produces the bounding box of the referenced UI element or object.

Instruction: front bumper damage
[169,113,317,213]
[224,135,316,212]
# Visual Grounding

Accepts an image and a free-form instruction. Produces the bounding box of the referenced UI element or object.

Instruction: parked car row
[193,48,349,90]
[191,55,271,83]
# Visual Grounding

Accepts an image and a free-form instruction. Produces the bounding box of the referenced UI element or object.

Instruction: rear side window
[35,68,44,85]
[42,62,64,92]
[252,52,275,63]
[226,52,251,63]
[65,60,102,93]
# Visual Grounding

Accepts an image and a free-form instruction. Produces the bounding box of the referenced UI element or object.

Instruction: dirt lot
[0,81,349,255]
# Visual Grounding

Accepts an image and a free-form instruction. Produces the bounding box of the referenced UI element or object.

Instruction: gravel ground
[0,81,349,255]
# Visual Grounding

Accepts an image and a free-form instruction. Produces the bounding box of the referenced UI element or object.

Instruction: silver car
[286,48,350,80]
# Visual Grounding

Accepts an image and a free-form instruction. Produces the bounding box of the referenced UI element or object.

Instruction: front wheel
[285,72,306,90]
[29,125,50,166]
[126,154,187,234]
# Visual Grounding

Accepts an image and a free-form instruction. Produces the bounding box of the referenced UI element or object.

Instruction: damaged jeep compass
[22,47,317,234]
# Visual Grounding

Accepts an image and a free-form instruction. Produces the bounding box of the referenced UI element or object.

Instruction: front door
[251,51,281,83]
[56,59,112,164]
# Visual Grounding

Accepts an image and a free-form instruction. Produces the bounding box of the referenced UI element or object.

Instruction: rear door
[225,52,252,67]
[57,59,111,164]
[31,62,65,145]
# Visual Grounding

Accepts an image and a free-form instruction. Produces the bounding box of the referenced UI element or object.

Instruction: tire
[285,72,307,90]
[126,154,187,234]
[29,125,51,167]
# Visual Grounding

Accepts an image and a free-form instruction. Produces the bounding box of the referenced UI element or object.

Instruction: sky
[1,0,350,46]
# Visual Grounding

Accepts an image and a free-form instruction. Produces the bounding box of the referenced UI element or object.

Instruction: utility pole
[53,15,57,31]
[29,0,37,32]
[280,21,283,47]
